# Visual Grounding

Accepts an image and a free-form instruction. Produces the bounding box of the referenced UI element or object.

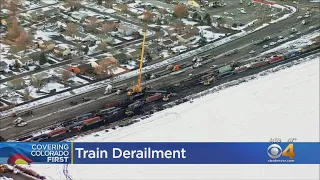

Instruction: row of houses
[24,7,60,21]
[68,56,118,75]
[5,69,65,90]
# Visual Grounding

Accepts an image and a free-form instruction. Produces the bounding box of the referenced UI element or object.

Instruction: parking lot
[207,1,282,26]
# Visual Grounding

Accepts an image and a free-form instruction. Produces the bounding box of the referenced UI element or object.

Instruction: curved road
[1,6,319,140]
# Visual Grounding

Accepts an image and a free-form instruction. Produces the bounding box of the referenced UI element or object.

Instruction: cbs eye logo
[267,144,295,159]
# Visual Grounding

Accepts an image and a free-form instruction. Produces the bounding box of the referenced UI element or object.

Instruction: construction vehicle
[203,76,216,86]
[127,26,147,96]
[163,93,175,101]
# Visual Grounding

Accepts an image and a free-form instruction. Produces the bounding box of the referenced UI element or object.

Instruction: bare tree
[75,42,83,55]
[103,0,115,8]
[98,41,108,50]
[94,58,117,77]
[62,71,71,86]
[101,22,118,34]
[173,3,189,19]
[172,21,185,34]
[23,87,31,100]
[30,75,42,91]
[65,23,77,36]
[143,10,153,22]
[119,3,129,17]
[94,64,104,75]
[216,17,226,26]
[65,0,81,10]
[15,31,33,52]
[7,17,21,40]
[85,17,99,33]
[3,0,22,15]
[158,8,168,19]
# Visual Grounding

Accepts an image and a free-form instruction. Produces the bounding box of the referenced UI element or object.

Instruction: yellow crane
[127,27,147,96]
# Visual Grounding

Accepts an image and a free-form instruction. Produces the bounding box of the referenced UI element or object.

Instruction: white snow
[113,39,122,44]
[17,86,46,99]
[34,31,60,41]
[171,45,187,53]
[160,50,170,58]
[122,36,135,40]
[197,26,226,41]
[41,0,58,5]
[41,82,69,93]
[112,67,126,75]
[27,55,319,180]
[181,19,198,26]
[104,9,116,14]
[0,84,25,104]
[69,76,89,85]
[0,75,7,80]
[197,26,211,31]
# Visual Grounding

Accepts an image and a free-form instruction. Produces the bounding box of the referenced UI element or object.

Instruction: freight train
[19,90,168,142]
[198,41,320,85]
[15,41,320,142]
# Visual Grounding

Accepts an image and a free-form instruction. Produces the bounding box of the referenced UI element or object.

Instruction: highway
[0,5,319,140]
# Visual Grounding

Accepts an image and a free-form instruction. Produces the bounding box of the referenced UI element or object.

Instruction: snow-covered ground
[41,0,58,5]
[25,55,319,180]
[197,26,226,41]
[34,31,60,41]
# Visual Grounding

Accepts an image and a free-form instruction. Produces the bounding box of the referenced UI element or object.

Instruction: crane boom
[137,29,146,91]
[127,27,146,96]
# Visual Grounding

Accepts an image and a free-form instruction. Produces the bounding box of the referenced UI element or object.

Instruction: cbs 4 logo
[267,144,295,159]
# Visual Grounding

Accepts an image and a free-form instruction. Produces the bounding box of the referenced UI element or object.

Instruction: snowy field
[26,56,319,180]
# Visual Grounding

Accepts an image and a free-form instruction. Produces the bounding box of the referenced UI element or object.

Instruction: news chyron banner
[0,142,319,164]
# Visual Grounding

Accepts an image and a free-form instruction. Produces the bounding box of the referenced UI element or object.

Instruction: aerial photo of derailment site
[0,0,319,179]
